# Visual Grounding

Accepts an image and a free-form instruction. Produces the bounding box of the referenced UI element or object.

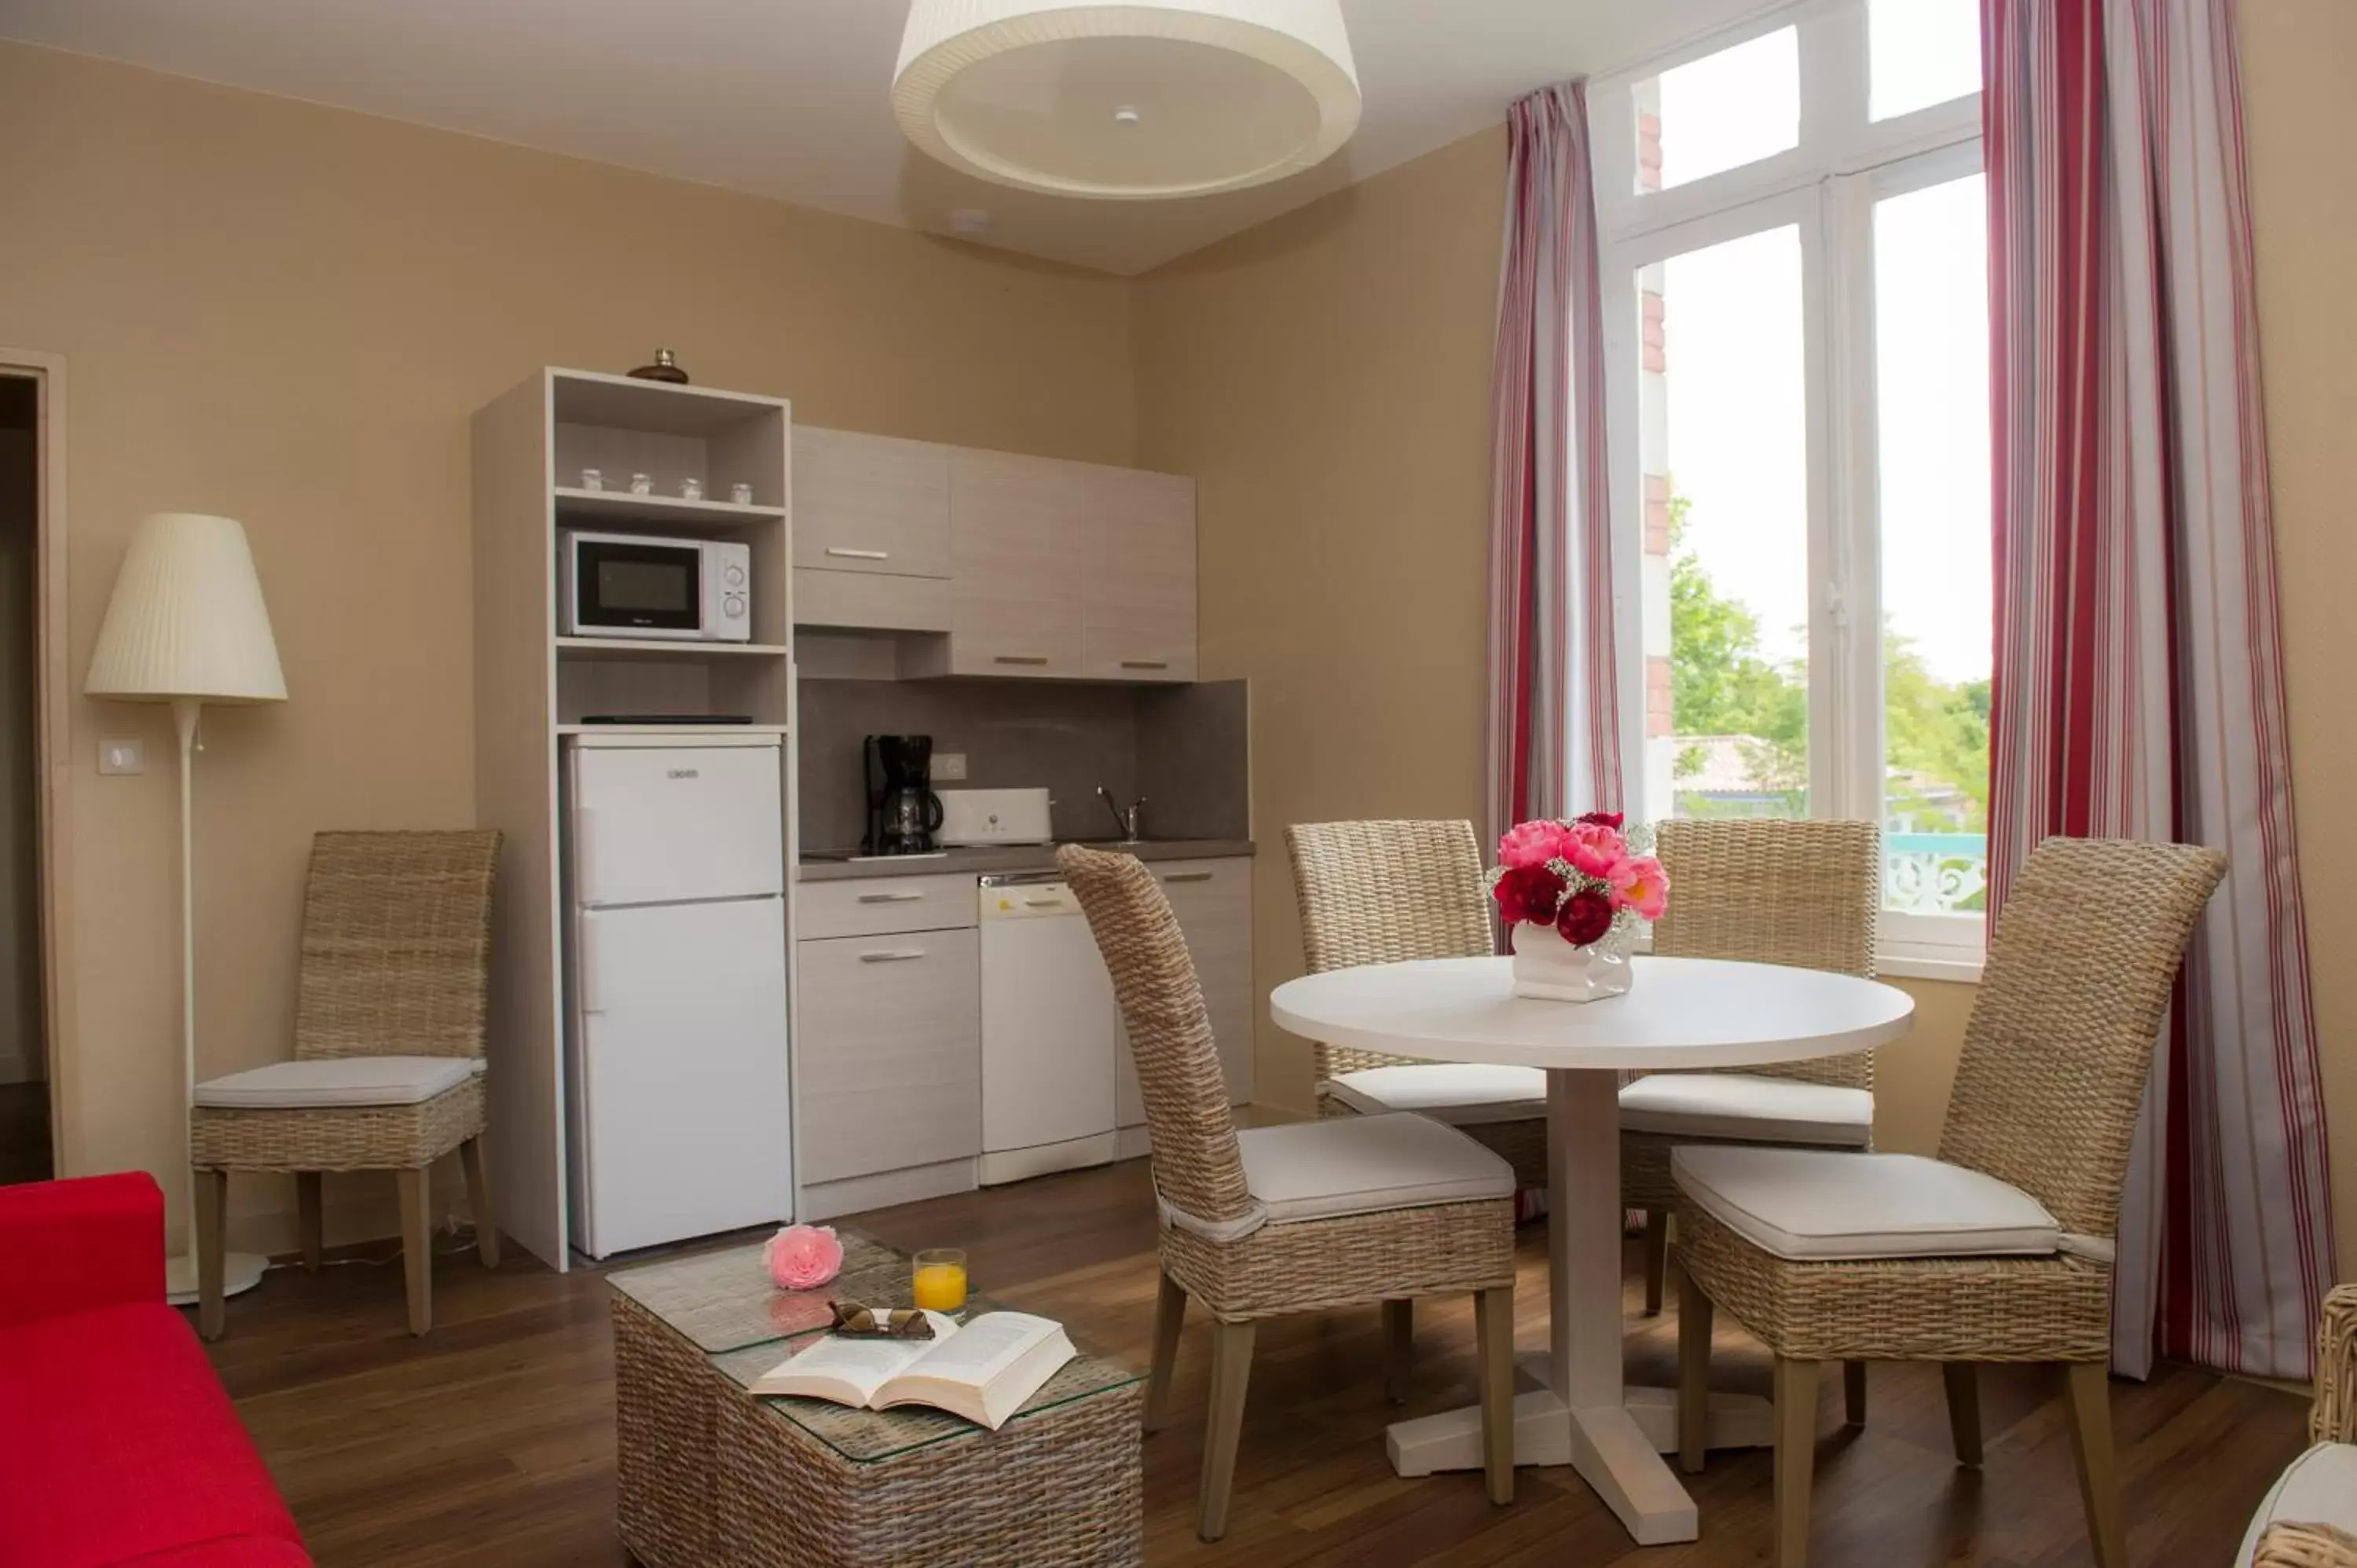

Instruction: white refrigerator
[563,733,791,1258]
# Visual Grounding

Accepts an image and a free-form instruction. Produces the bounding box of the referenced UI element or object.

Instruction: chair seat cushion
[193,1056,483,1109]
[1621,1073,1874,1147]
[1673,1145,2060,1261]
[1320,1064,1546,1126]
[2240,1445,2357,1565]
[1237,1112,1515,1225]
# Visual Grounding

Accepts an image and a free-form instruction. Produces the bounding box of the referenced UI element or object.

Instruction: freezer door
[572,896,790,1258]
[571,742,783,907]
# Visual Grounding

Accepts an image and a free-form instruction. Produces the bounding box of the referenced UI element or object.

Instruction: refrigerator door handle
[574,806,599,906]
[578,910,607,1013]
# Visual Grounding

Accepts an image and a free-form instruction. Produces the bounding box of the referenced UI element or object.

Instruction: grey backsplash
[797,678,1249,852]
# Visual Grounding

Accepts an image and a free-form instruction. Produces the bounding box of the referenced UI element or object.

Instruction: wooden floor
[200,1158,2308,1567]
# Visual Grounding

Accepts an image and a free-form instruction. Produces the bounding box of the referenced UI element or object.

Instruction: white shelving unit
[471,368,797,1270]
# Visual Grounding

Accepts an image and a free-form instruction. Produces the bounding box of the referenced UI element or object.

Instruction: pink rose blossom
[764,1223,845,1291]
[1611,855,1670,921]
[1563,821,1626,879]
[1497,819,1574,871]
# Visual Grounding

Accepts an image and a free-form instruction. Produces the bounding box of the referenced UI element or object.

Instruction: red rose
[1555,888,1615,947]
[1575,811,1625,830]
[1491,864,1565,926]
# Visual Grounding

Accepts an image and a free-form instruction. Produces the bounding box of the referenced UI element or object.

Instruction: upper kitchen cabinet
[915,449,1088,678]
[1081,466,1197,683]
[792,427,951,579]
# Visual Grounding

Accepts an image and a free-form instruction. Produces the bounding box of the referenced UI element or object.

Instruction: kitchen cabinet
[1082,467,1197,683]
[1116,856,1254,1119]
[794,925,981,1186]
[798,872,979,940]
[792,427,951,579]
[931,449,1087,677]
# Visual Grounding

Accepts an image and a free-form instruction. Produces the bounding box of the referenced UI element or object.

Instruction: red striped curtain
[1985,0,2336,1379]
[1485,82,1622,850]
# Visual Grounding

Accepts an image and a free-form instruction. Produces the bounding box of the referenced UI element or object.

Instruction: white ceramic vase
[1509,920,1634,1003]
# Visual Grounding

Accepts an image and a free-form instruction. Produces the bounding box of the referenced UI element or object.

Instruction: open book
[749,1311,1076,1431]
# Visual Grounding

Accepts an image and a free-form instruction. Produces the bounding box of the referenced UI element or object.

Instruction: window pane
[1875,174,1990,915]
[1638,225,1810,826]
[1637,28,1800,192]
[1869,0,1981,120]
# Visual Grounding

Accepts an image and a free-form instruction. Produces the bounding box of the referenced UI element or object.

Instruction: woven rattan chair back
[1648,818,1880,1089]
[1936,836,2224,1239]
[1059,845,1256,1231]
[293,830,503,1063]
[1284,820,1492,1079]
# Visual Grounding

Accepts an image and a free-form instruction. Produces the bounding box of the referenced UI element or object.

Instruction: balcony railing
[1884,831,1988,915]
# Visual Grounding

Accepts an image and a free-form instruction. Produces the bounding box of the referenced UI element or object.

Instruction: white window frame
[1593,0,1989,980]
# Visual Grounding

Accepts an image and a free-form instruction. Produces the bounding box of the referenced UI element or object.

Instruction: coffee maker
[863,735,944,855]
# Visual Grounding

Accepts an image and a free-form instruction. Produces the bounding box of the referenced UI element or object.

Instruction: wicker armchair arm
[2318,1285,2357,1445]
[2253,1522,2357,1568]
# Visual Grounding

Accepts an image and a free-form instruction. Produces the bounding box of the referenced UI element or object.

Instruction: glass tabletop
[607,1233,1141,1464]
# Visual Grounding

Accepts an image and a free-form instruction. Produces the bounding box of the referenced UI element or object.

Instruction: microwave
[559,530,752,642]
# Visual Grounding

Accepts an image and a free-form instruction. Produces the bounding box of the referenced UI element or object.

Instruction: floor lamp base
[163,1250,268,1307]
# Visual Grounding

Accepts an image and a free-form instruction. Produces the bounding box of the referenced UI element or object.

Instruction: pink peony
[1497,819,1573,871]
[764,1223,845,1291]
[1611,855,1670,921]
[1562,821,1626,879]
[1575,811,1626,830]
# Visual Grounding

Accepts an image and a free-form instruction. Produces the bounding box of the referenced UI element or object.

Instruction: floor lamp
[85,511,288,1306]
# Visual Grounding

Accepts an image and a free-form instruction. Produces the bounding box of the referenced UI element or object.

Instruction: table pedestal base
[1380,1068,1784,1545]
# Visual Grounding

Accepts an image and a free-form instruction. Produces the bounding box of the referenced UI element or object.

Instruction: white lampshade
[85,512,287,703]
[893,0,1360,200]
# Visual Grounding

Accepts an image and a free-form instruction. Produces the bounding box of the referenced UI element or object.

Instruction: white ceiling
[0,0,1758,275]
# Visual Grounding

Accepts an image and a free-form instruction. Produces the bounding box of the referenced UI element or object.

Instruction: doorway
[0,372,47,1185]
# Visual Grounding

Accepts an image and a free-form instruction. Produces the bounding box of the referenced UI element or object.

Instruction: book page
[898,1312,1054,1385]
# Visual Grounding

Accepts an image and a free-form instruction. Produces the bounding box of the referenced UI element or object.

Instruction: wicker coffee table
[607,1234,1143,1567]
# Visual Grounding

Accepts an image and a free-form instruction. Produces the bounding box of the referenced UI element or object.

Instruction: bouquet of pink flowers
[1488,811,1670,948]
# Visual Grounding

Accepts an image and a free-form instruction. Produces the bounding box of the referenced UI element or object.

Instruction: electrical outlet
[99,738,145,775]
[935,752,968,781]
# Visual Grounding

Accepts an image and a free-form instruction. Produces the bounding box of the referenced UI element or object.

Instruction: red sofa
[0,1174,311,1568]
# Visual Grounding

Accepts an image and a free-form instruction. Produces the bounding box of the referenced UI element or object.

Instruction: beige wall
[0,41,1137,1254]
[2242,0,2357,1277]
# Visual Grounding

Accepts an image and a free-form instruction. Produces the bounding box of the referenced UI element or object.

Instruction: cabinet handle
[856,891,926,903]
[1160,871,1213,884]
[994,654,1050,666]
[859,949,927,963]
[826,547,890,561]
[1120,660,1171,671]
[1021,896,1064,908]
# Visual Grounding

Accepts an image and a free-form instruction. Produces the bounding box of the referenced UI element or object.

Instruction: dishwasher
[977,870,1118,1185]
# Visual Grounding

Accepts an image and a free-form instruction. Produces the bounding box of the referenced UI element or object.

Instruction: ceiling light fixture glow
[893,1,1361,201]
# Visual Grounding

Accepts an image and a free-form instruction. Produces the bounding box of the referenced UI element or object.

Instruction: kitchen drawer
[796,929,981,1185]
[797,874,978,939]
[794,566,954,633]
[792,427,951,578]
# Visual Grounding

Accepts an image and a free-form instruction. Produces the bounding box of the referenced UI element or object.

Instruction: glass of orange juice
[911,1248,969,1313]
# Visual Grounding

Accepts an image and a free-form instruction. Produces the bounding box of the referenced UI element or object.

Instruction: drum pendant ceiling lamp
[893,0,1361,200]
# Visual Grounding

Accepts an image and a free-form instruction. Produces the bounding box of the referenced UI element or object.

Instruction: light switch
[99,738,146,775]
[934,752,968,781]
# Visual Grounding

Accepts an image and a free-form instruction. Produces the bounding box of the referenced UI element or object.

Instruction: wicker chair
[1672,836,2225,1568]
[2243,1285,2357,1566]
[1632,819,1881,1329]
[1284,820,1546,1190]
[189,830,503,1339]
[1058,845,1517,1541]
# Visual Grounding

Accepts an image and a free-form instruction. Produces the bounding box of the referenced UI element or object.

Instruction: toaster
[937,787,1054,846]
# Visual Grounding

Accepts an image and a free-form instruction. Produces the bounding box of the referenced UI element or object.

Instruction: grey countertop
[796,839,1255,882]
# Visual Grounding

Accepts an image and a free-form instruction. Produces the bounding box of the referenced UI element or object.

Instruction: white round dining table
[1270,954,1915,1546]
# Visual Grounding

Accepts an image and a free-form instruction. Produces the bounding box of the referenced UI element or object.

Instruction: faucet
[1095,786,1146,844]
